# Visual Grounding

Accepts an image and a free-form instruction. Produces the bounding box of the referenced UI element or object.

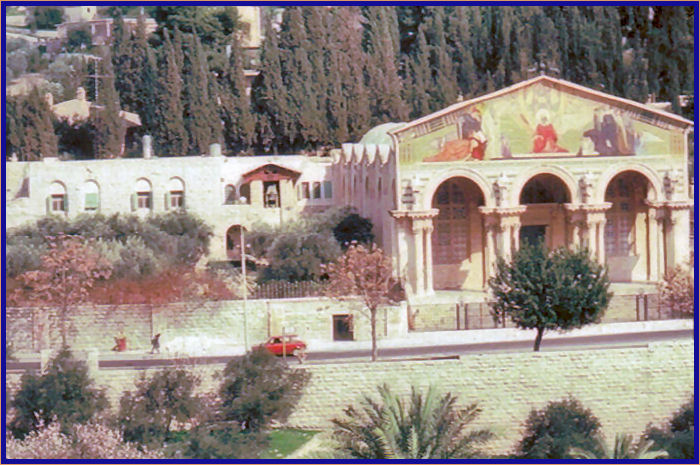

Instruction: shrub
[332,213,374,248]
[6,421,163,459]
[6,239,46,278]
[168,425,267,459]
[118,367,203,447]
[219,347,310,431]
[644,396,694,459]
[658,260,693,318]
[260,231,341,282]
[9,349,107,439]
[516,397,602,459]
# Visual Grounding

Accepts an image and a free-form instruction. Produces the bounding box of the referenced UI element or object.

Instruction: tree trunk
[533,327,544,352]
[61,306,68,348]
[370,308,378,361]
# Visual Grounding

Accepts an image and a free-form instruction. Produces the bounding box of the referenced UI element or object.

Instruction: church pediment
[393,76,692,165]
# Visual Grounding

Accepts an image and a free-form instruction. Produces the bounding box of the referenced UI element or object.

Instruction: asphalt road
[6,329,692,370]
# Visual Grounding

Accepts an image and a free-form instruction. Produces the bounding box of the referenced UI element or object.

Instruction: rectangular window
[51,194,66,212]
[84,193,98,211]
[170,191,184,208]
[312,181,321,199]
[323,181,332,199]
[137,192,151,209]
[301,182,310,199]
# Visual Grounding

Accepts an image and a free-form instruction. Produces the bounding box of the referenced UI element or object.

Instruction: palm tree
[569,433,669,460]
[331,384,492,459]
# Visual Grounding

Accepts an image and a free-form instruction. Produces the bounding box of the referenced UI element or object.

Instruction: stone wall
[286,340,694,455]
[6,298,407,354]
[410,292,666,332]
[5,340,692,456]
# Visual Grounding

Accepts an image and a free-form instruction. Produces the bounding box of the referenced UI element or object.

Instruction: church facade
[6,76,693,296]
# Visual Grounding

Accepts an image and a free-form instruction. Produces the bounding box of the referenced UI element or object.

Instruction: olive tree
[489,242,611,351]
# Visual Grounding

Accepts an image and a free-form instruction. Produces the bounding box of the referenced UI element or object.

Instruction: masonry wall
[6,298,407,354]
[5,340,693,456]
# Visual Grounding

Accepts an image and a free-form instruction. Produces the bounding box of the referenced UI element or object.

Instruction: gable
[241,163,301,182]
[394,76,690,165]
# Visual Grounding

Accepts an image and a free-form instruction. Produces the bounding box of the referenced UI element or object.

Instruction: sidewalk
[11,319,692,364]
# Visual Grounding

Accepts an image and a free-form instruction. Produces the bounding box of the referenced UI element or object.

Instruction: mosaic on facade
[401,82,680,165]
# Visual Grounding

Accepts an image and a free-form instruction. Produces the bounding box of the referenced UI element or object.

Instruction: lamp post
[240,225,249,351]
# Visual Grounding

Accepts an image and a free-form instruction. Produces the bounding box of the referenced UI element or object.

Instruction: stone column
[666,201,693,270]
[645,201,664,281]
[411,221,425,296]
[423,224,434,295]
[579,204,612,265]
[390,209,438,297]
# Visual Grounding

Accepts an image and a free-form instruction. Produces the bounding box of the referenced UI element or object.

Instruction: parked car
[261,335,307,361]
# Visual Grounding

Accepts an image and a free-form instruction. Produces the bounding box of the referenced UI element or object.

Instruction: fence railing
[252,280,324,300]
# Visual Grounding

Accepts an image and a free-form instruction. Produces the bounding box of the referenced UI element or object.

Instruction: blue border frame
[2,1,698,463]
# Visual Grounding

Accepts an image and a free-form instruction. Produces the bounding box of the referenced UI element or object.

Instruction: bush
[168,425,267,459]
[118,367,203,447]
[332,213,374,248]
[7,421,163,459]
[261,231,341,282]
[9,349,107,439]
[6,239,46,278]
[644,396,694,459]
[658,260,693,318]
[219,347,310,431]
[516,397,602,459]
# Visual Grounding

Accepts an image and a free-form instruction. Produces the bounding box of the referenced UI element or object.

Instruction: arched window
[167,177,185,209]
[377,178,382,198]
[224,184,237,204]
[132,178,152,211]
[47,181,67,214]
[239,183,251,204]
[83,180,99,211]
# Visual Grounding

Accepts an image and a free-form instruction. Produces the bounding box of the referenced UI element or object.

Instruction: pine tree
[93,54,126,159]
[155,28,188,156]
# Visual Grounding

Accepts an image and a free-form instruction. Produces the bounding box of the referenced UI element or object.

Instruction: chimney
[142,135,153,159]
[209,143,222,157]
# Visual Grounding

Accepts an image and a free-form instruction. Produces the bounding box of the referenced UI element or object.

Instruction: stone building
[5,76,693,298]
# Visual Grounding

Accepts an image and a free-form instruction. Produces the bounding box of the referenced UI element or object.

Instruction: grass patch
[260,429,320,459]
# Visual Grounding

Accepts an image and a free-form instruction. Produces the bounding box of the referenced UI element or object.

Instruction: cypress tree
[305,7,332,146]
[6,90,58,161]
[407,25,432,118]
[155,28,188,156]
[252,17,290,153]
[220,35,255,154]
[364,6,408,123]
[332,6,371,142]
[93,54,126,159]
[448,6,478,98]
[183,33,221,154]
[427,7,458,109]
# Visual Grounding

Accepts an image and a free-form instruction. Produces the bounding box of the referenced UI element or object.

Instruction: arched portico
[430,177,487,290]
[517,173,572,250]
[225,225,243,260]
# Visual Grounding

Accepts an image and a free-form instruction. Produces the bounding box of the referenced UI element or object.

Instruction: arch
[83,180,100,211]
[225,225,243,260]
[49,181,66,195]
[377,178,383,198]
[519,174,571,204]
[239,182,251,204]
[509,165,578,206]
[594,162,663,204]
[135,178,151,192]
[420,167,493,210]
[168,176,185,192]
[224,184,237,204]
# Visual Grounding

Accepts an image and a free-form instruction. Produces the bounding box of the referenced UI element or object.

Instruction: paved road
[6,329,692,370]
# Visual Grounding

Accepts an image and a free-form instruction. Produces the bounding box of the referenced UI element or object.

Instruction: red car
[261,335,307,360]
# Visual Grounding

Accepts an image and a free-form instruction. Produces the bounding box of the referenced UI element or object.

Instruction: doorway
[333,314,354,341]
